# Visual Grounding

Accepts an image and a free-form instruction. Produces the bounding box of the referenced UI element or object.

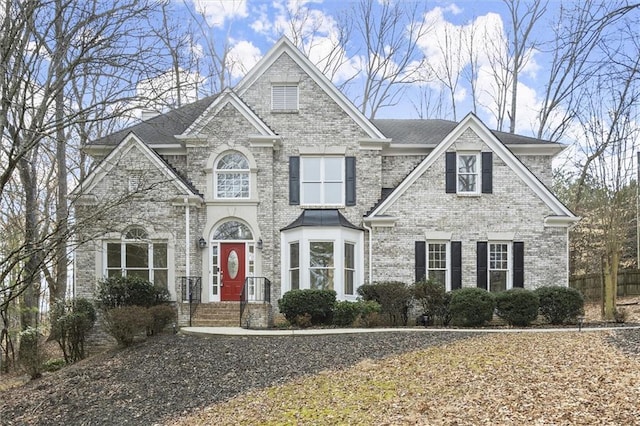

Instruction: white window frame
[271,84,298,111]
[289,241,300,290]
[488,242,511,292]
[214,152,250,199]
[426,241,450,291]
[300,156,345,206]
[104,240,168,287]
[281,228,363,300]
[344,241,356,296]
[457,152,480,195]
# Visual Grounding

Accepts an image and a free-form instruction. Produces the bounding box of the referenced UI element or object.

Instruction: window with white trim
[344,242,355,295]
[215,152,250,199]
[105,227,167,287]
[289,242,300,290]
[301,157,344,205]
[427,242,448,287]
[489,242,510,292]
[309,241,334,290]
[272,85,298,111]
[457,153,479,194]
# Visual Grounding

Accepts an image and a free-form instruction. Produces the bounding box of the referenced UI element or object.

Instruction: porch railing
[180,276,201,327]
[240,277,271,327]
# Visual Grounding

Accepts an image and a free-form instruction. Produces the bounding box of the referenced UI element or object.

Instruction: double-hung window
[344,242,355,295]
[489,243,509,292]
[301,157,344,205]
[289,242,300,290]
[427,243,448,287]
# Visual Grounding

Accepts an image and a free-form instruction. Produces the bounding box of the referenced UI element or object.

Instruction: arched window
[215,152,250,199]
[212,221,253,240]
[105,227,168,287]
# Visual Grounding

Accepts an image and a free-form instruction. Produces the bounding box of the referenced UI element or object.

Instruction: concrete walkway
[180,325,640,337]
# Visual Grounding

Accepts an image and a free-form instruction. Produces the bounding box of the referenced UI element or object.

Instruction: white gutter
[362,221,374,283]
[185,197,190,278]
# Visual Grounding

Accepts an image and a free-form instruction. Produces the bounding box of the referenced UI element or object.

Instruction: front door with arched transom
[220,242,245,301]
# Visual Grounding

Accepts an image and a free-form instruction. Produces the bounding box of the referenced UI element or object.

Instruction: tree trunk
[602,251,618,321]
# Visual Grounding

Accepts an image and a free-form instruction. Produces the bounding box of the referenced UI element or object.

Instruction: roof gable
[367,113,577,220]
[234,36,386,140]
[72,133,199,197]
[179,89,277,139]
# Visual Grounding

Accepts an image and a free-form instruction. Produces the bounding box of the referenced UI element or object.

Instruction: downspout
[362,220,374,283]
[185,196,190,279]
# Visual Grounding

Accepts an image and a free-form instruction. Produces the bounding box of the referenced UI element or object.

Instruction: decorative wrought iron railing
[240,277,271,327]
[180,276,201,327]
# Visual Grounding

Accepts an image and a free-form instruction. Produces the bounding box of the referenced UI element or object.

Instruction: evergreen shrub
[278,289,336,326]
[449,287,496,327]
[534,286,584,325]
[495,289,539,327]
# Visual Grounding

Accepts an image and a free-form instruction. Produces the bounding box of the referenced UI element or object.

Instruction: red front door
[220,243,245,301]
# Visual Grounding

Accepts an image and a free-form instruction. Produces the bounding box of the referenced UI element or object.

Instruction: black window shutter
[289,156,300,205]
[481,152,493,194]
[477,241,488,290]
[445,152,456,193]
[513,241,524,288]
[415,241,426,282]
[451,241,462,290]
[345,157,356,206]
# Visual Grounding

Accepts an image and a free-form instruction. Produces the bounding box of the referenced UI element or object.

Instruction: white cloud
[227,40,262,79]
[191,0,248,28]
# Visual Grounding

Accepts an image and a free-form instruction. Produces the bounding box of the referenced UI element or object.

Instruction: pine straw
[168,332,640,426]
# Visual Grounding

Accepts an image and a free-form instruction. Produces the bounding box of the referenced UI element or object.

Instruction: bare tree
[349,0,430,119]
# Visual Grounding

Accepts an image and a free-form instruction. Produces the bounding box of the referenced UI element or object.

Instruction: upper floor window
[445,152,493,195]
[272,85,298,111]
[215,152,249,199]
[301,157,344,205]
[457,154,479,194]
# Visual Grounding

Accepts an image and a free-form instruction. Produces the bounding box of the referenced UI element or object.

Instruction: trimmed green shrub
[278,289,336,326]
[495,289,539,327]
[332,300,382,327]
[102,306,151,347]
[357,281,412,326]
[449,287,496,327]
[50,298,97,363]
[18,327,43,379]
[535,286,584,325]
[147,304,177,335]
[96,275,170,310]
[412,280,450,325]
[332,301,361,327]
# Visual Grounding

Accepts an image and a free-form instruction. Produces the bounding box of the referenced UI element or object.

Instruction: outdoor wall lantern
[198,237,207,249]
[257,238,263,250]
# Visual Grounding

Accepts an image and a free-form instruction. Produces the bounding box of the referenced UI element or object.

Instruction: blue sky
[152,0,631,149]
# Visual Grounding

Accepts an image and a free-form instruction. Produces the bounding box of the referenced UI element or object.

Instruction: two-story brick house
[73,37,578,327]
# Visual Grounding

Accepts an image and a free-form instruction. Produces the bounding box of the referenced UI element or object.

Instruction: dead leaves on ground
[168,332,640,425]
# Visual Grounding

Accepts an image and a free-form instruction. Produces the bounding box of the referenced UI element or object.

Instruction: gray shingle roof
[372,119,557,145]
[90,94,218,146]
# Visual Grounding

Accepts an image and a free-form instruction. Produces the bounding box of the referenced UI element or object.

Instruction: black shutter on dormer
[445,152,456,193]
[451,241,462,290]
[415,241,426,282]
[345,157,356,206]
[289,156,300,205]
[477,241,488,290]
[513,241,524,288]
[481,152,493,194]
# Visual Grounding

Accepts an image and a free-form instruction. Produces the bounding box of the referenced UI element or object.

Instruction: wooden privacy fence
[570,269,640,302]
